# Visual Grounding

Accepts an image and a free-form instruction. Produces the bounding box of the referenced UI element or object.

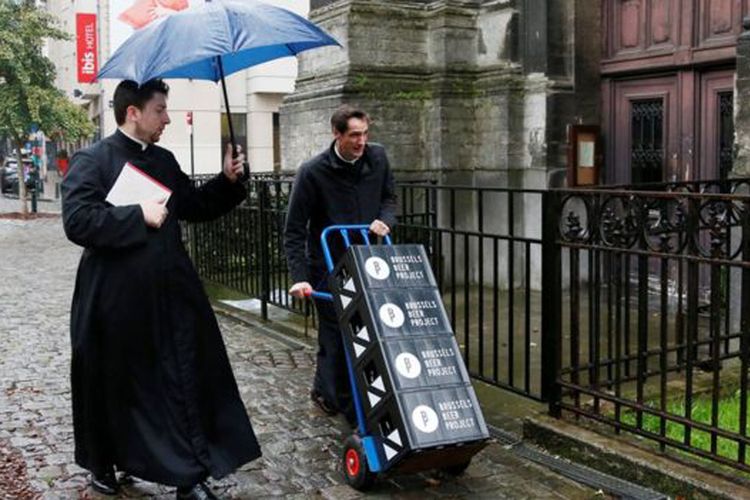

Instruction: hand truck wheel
[342,434,376,490]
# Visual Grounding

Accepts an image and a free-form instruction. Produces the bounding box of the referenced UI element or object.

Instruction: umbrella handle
[218,55,250,182]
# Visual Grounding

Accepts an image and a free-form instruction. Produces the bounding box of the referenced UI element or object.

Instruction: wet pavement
[0,194,604,499]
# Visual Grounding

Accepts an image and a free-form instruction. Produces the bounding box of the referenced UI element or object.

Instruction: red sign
[76,13,98,83]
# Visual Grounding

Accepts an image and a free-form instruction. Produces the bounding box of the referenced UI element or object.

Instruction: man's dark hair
[330,104,369,134]
[113,79,170,126]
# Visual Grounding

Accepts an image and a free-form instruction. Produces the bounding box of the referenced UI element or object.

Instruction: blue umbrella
[97,0,339,174]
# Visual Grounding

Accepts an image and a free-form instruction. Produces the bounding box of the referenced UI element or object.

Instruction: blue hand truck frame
[307,224,483,490]
[306,224,391,478]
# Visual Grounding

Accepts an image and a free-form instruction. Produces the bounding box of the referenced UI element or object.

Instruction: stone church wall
[280,0,600,288]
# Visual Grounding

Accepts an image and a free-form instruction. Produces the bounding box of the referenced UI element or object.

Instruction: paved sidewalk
[0,198,603,499]
[0,194,62,217]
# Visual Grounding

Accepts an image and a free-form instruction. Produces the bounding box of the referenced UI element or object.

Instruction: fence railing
[546,185,750,473]
[187,175,297,319]
[392,184,547,400]
[187,174,548,400]
[186,173,750,473]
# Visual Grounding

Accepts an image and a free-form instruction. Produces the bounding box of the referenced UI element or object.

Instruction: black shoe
[344,410,357,428]
[90,470,120,496]
[310,389,337,416]
[176,482,220,500]
[118,472,134,485]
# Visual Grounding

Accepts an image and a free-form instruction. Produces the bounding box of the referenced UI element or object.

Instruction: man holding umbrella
[62,79,260,499]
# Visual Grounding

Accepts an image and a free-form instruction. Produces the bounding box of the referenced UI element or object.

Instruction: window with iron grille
[718,91,734,181]
[631,98,664,185]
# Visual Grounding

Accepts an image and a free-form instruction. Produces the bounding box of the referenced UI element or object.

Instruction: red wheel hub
[345,448,360,477]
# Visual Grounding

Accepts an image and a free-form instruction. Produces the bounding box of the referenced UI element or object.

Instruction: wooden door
[699,70,735,182]
[609,77,679,185]
[601,0,747,184]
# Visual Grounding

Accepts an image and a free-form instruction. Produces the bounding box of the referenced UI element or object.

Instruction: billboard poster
[108,0,205,56]
[76,13,98,83]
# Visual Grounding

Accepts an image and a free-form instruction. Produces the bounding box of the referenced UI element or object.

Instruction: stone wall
[281,0,529,182]
[280,0,601,288]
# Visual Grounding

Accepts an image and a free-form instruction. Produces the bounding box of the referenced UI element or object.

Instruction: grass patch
[619,389,749,463]
[202,280,251,301]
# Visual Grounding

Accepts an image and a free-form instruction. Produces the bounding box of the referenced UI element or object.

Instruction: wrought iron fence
[545,184,750,473]
[185,173,750,473]
[187,174,297,319]
[186,174,547,400]
[391,184,547,400]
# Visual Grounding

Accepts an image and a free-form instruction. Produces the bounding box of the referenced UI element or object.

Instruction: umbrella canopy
[98,0,339,84]
[97,0,339,178]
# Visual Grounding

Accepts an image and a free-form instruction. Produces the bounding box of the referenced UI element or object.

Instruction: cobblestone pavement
[0,194,603,499]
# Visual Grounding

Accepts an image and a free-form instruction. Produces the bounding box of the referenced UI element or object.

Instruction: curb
[490,424,666,499]
[212,300,313,351]
[523,415,750,500]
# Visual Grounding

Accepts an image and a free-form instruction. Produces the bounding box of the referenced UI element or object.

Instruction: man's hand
[369,219,390,237]
[289,281,313,299]
[223,144,246,183]
[140,198,168,228]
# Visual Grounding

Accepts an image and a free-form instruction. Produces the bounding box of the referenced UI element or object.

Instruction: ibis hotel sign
[76,13,98,83]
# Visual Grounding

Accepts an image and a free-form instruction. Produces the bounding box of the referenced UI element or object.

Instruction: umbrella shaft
[217,56,237,158]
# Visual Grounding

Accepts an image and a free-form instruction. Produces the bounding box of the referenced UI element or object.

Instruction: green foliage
[0,0,94,145]
[393,88,432,101]
[619,389,749,463]
[352,74,370,89]
[350,73,433,101]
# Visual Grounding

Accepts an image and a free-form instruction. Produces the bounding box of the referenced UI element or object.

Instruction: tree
[0,0,94,214]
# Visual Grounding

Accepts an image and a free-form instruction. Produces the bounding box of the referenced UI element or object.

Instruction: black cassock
[61,130,261,487]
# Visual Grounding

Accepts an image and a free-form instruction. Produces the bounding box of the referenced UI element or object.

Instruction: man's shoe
[344,410,358,428]
[310,389,337,416]
[90,470,120,496]
[176,481,220,500]
[118,472,134,485]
